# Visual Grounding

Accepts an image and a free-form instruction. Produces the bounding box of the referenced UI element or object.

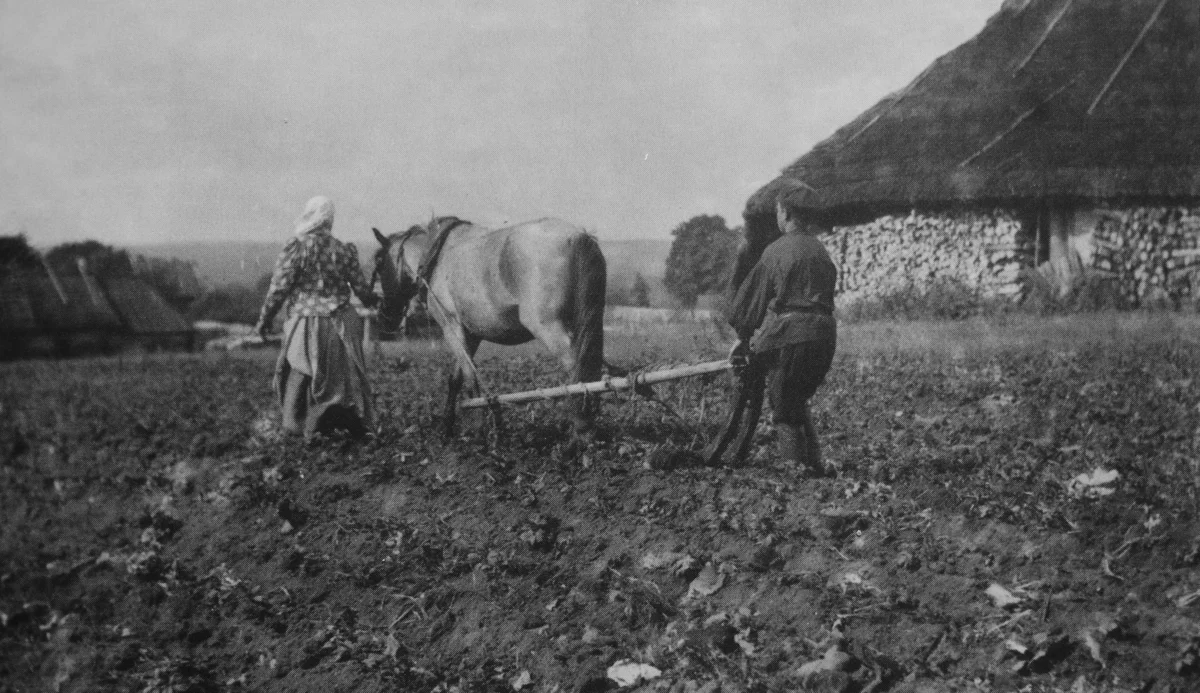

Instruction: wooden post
[362,311,374,348]
[1034,208,1044,268]
[1087,0,1168,115]
[1046,205,1084,295]
[1013,0,1075,75]
[39,254,69,305]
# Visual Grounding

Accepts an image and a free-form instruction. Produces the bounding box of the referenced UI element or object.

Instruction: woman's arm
[255,238,301,335]
[342,243,378,308]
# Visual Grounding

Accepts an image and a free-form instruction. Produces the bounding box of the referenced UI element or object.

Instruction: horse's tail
[566,232,606,383]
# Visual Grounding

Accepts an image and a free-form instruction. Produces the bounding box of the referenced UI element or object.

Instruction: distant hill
[128,242,282,288]
[599,238,672,307]
[599,238,670,282]
[130,238,673,292]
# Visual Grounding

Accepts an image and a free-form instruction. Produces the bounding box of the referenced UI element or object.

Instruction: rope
[604,359,725,427]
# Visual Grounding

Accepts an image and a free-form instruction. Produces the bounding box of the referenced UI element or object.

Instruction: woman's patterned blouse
[258,231,375,324]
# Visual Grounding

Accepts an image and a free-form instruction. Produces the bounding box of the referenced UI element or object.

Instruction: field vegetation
[3,313,1200,692]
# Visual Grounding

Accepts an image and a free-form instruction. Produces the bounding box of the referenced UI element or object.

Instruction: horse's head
[371,226,425,332]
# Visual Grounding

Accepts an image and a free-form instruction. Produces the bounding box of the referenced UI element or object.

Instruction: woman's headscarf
[294,196,335,235]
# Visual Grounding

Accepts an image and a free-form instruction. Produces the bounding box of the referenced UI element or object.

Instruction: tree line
[4,213,745,323]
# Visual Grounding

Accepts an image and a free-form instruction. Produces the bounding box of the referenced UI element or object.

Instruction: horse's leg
[731,367,766,465]
[456,335,499,443]
[443,368,463,439]
[487,399,505,448]
[704,372,748,465]
[441,327,481,439]
[523,318,596,434]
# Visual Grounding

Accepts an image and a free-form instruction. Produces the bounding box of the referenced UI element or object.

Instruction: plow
[459,358,763,466]
[458,359,733,409]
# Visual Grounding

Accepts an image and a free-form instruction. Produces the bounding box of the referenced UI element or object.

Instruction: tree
[662,215,739,308]
[630,273,651,307]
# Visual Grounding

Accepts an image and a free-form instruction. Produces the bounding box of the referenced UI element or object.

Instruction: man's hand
[727,339,748,365]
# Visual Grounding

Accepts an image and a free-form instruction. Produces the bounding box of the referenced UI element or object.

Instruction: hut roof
[102,277,193,334]
[746,0,1200,223]
[0,276,41,332]
[0,271,124,333]
[0,269,192,337]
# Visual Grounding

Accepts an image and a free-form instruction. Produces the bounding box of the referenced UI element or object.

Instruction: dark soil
[3,332,1200,693]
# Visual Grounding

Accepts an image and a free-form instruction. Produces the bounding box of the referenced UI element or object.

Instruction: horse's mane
[391,225,426,243]
[430,216,470,234]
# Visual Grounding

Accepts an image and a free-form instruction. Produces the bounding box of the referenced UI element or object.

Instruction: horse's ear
[372,227,389,247]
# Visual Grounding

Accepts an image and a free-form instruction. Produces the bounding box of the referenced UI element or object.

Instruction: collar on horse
[415,216,470,300]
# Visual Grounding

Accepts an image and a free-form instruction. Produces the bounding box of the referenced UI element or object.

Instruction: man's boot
[778,422,823,476]
[776,423,805,467]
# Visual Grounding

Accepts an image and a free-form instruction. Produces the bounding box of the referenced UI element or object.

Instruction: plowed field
[4,315,1200,693]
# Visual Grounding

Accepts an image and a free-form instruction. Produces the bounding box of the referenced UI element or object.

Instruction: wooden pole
[847,63,935,143]
[1013,0,1075,75]
[959,76,1079,168]
[1087,0,1168,115]
[39,253,69,305]
[459,360,733,410]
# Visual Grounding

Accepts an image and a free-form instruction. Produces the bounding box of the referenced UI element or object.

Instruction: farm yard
[5,0,1200,691]
[4,313,1200,693]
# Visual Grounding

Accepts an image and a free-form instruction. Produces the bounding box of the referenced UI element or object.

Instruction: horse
[371,216,607,437]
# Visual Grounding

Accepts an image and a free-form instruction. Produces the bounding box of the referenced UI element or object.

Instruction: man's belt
[774,305,832,318]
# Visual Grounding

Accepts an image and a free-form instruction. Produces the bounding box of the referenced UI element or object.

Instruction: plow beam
[459,359,732,410]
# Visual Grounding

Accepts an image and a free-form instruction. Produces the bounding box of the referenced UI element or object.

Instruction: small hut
[103,275,196,352]
[745,0,1200,305]
[0,259,195,359]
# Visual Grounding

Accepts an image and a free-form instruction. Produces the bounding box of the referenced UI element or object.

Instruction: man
[725,193,838,474]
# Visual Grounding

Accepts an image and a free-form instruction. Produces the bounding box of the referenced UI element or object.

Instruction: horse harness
[416,217,471,297]
[369,218,468,311]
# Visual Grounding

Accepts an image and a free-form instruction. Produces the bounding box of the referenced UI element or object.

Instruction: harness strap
[416,217,470,300]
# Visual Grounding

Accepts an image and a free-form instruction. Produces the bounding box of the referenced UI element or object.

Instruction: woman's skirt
[273,306,374,440]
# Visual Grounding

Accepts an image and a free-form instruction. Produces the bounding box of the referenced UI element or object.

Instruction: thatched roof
[104,277,193,334]
[0,271,124,334]
[746,0,1200,223]
[0,270,191,337]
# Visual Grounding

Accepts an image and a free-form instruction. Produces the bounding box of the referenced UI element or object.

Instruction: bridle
[369,226,425,327]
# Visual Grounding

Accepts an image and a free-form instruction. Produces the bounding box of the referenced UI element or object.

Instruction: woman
[254,196,379,441]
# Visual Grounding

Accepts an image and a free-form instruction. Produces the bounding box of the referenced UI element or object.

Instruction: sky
[1,0,1003,248]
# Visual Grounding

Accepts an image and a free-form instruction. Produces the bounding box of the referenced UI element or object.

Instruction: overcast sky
[1,0,1002,248]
